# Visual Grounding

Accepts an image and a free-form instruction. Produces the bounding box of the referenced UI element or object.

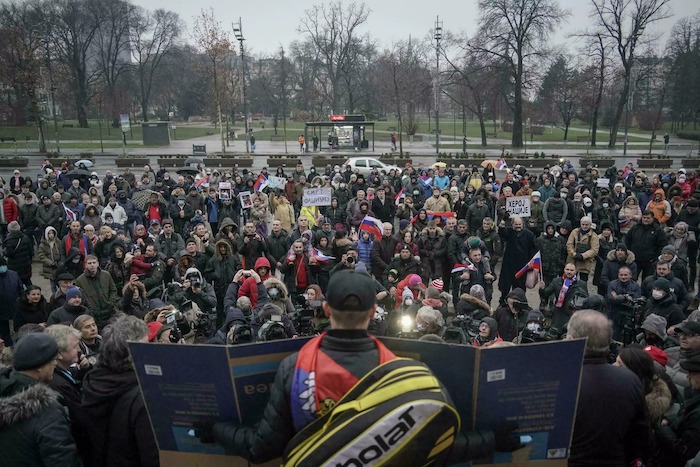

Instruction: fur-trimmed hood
[646,378,672,423]
[420,226,445,238]
[0,369,60,428]
[263,277,288,300]
[606,249,637,264]
[460,293,492,313]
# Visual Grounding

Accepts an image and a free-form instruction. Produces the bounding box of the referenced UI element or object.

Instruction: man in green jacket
[76,254,118,329]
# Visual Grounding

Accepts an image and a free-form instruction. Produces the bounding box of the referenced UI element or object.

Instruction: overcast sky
[133,0,697,55]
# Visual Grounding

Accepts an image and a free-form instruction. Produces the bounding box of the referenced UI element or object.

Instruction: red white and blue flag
[359,215,383,240]
[311,248,335,263]
[63,204,77,222]
[394,187,405,203]
[253,173,268,191]
[496,158,508,170]
[426,211,456,221]
[195,176,210,188]
[452,262,478,274]
[419,175,433,189]
[622,165,633,179]
[514,251,542,279]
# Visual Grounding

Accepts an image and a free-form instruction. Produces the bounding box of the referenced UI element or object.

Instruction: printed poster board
[129,338,585,466]
[302,188,332,206]
[505,196,531,217]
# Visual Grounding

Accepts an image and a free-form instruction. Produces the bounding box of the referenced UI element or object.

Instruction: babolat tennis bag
[283,357,461,466]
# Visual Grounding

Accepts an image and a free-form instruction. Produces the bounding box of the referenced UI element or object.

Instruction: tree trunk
[608,74,630,148]
[217,101,225,154]
[479,115,487,147]
[563,123,569,142]
[512,63,524,148]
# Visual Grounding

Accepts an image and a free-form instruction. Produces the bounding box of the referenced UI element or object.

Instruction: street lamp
[434,16,442,155]
[233,18,250,154]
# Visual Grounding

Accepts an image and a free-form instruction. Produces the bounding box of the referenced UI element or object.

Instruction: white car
[344,157,400,176]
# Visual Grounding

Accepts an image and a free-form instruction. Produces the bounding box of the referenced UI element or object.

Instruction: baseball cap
[326,270,377,312]
[676,321,700,336]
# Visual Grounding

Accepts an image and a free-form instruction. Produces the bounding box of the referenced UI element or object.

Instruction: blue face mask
[0,266,7,273]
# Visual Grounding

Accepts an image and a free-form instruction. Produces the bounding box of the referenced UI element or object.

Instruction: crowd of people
[1,157,700,465]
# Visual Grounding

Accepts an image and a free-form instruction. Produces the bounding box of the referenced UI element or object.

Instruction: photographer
[493,288,530,342]
[212,269,268,345]
[238,222,268,270]
[605,266,643,341]
[329,247,360,275]
[150,306,192,343]
[170,268,217,334]
[304,285,329,334]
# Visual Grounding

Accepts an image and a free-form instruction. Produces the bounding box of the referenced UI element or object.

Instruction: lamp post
[233,18,250,154]
[434,16,442,155]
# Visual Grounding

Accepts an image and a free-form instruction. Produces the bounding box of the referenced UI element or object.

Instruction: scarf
[556,274,576,308]
[290,333,395,431]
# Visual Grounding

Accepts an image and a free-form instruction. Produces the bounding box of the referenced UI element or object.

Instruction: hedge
[677,131,700,141]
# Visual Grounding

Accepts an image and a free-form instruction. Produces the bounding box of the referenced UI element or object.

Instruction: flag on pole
[253,173,268,191]
[195,176,210,188]
[496,158,508,170]
[514,251,542,279]
[419,175,433,189]
[311,248,335,263]
[622,166,632,179]
[394,187,405,204]
[425,211,456,221]
[452,262,478,274]
[63,204,77,222]
[359,215,384,240]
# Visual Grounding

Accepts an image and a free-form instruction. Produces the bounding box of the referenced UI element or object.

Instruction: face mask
[178,201,185,207]
[72,258,81,264]
[0,266,7,273]
[602,203,609,209]
[526,322,541,332]
[652,290,665,300]
[268,288,279,298]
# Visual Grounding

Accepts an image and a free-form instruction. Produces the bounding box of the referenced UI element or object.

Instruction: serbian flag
[514,251,542,279]
[360,215,383,240]
[622,166,632,179]
[619,217,631,231]
[496,158,508,170]
[452,262,477,274]
[311,248,335,263]
[253,173,268,191]
[419,175,433,189]
[426,211,456,221]
[195,176,210,188]
[63,204,77,222]
[394,187,405,203]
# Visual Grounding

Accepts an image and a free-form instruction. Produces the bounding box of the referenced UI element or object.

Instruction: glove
[192,420,216,444]
[574,253,583,261]
[494,423,524,452]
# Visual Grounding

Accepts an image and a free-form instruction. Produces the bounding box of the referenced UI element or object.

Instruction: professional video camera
[396,314,421,340]
[619,296,647,346]
[449,314,482,339]
[290,299,324,337]
[258,319,287,341]
[520,324,566,344]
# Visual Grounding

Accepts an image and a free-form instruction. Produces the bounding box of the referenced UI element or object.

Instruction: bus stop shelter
[304,115,375,152]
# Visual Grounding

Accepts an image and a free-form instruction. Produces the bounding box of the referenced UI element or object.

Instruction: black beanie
[13,333,58,371]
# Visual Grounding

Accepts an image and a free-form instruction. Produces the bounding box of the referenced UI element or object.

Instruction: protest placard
[239,191,252,209]
[218,182,231,200]
[596,177,610,188]
[130,338,585,466]
[302,188,332,206]
[266,176,286,190]
[505,196,531,217]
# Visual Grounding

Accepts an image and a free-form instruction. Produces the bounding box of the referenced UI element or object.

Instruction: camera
[520,325,565,344]
[346,256,355,264]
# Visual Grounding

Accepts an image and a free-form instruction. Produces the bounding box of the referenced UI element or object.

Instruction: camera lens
[347,256,355,264]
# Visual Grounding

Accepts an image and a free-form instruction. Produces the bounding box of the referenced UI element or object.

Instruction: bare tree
[537,55,579,140]
[590,0,671,147]
[129,7,182,122]
[298,1,370,113]
[472,0,568,148]
[193,7,235,153]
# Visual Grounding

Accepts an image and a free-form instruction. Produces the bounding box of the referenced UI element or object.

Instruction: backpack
[257,320,287,341]
[282,358,460,467]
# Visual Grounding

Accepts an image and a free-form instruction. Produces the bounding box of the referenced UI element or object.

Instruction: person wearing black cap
[641,260,690,312]
[210,269,513,463]
[656,352,700,466]
[0,332,82,466]
[642,277,685,330]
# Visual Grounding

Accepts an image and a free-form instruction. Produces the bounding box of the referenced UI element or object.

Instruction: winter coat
[356,235,374,271]
[493,305,528,342]
[19,202,39,230]
[82,366,159,467]
[237,257,273,308]
[101,203,128,226]
[455,293,492,320]
[371,235,398,279]
[535,228,567,279]
[418,227,447,279]
[280,254,318,292]
[618,196,642,235]
[47,303,91,326]
[540,276,588,330]
[0,269,23,321]
[625,221,668,263]
[205,240,242,295]
[600,249,638,292]
[272,199,295,233]
[157,232,185,260]
[38,227,61,280]
[646,188,672,225]
[14,295,50,331]
[641,272,690,311]
[3,231,33,281]
[566,227,600,274]
[543,196,568,225]
[119,282,149,319]
[656,388,700,467]
[643,294,685,328]
[0,369,81,467]
[36,203,61,232]
[267,229,292,267]
[423,194,451,212]
[238,233,268,270]
[499,226,537,284]
[371,196,394,223]
[75,270,118,328]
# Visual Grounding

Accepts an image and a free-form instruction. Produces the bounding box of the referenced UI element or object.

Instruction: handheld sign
[302,188,332,206]
[505,196,531,217]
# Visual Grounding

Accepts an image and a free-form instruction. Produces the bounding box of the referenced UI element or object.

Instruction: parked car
[344,157,400,176]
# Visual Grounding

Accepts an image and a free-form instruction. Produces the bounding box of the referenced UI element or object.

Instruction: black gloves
[193,421,216,444]
[574,253,584,261]
[494,423,524,452]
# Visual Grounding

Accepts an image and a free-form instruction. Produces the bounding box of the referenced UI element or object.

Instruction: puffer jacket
[600,249,638,292]
[205,239,242,295]
[3,230,33,281]
[356,235,374,271]
[38,226,61,280]
[646,188,672,225]
[543,196,568,225]
[0,369,81,467]
[618,196,642,235]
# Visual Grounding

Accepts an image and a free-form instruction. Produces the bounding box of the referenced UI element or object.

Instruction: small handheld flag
[451,262,478,274]
[311,248,335,263]
[195,176,210,188]
[63,204,77,222]
[514,251,542,279]
[496,158,508,170]
[253,173,268,191]
[394,187,405,204]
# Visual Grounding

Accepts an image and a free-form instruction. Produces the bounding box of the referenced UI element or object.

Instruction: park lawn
[0,123,213,142]
[439,141,663,151]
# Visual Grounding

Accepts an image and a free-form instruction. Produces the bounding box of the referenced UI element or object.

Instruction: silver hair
[237,296,252,313]
[98,314,148,372]
[580,216,592,224]
[566,309,612,356]
[417,306,445,329]
[44,324,81,352]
